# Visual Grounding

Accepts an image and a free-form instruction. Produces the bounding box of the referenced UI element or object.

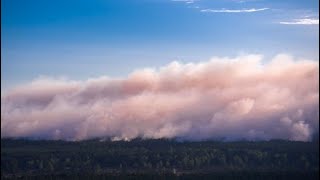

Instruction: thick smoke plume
[1,54,319,141]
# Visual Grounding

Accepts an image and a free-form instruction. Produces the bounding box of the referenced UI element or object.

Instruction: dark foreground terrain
[1,138,319,179]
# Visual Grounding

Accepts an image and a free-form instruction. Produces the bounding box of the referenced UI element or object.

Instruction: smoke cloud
[1,54,319,141]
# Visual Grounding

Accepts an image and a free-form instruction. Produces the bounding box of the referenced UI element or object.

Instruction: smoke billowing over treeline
[1,54,319,141]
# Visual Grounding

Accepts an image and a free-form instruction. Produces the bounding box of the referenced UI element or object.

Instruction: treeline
[1,138,319,179]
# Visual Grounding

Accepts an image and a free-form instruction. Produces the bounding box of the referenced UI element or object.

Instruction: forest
[1,138,319,179]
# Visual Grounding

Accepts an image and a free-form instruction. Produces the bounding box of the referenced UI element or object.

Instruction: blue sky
[1,0,319,90]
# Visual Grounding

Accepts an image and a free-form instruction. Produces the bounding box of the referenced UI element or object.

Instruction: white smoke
[1,54,319,141]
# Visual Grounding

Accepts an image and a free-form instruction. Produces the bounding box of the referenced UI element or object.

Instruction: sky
[1,0,319,141]
[1,0,319,90]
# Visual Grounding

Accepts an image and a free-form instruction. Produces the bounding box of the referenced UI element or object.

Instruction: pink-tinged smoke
[1,54,319,141]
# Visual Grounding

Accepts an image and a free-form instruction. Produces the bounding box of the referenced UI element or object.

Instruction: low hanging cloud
[279,18,319,25]
[200,8,269,13]
[1,54,319,141]
[171,0,197,4]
